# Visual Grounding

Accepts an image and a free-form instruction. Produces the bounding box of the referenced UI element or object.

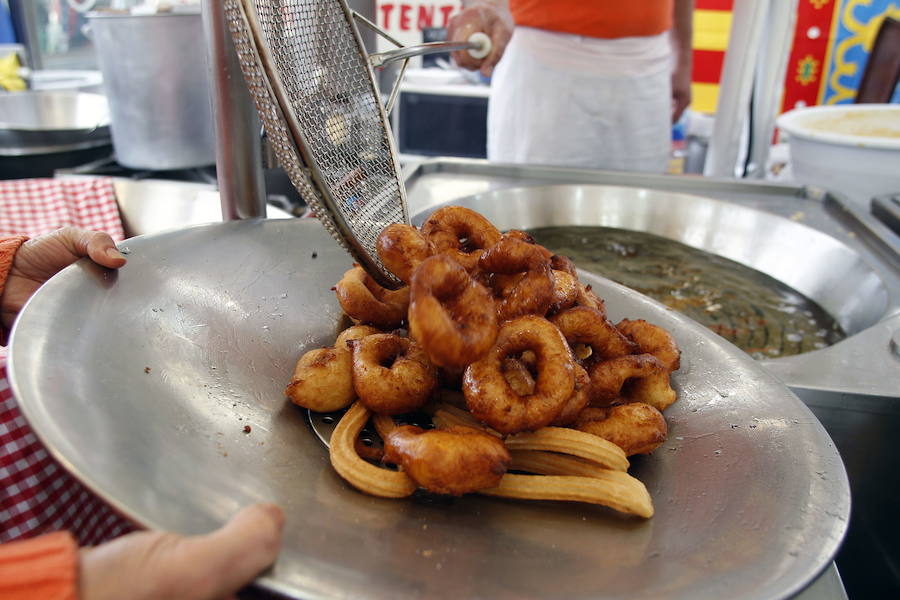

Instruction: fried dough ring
[463,316,575,434]
[617,318,681,372]
[285,325,380,412]
[588,353,677,411]
[503,230,555,260]
[548,269,579,315]
[351,334,438,415]
[383,425,511,495]
[376,223,434,284]
[551,363,592,426]
[504,426,629,471]
[550,254,577,276]
[502,357,589,426]
[575,283,606,314]
[574,404,668,456]
[329,402,416,498]
[421,206,502,271]
[335,324,382,348]
[408,254,498,369]
[479,237,554,322]
[551,306,637,362]
[335,266,409,328]
[285,348,352,412]
[478,473,653,518]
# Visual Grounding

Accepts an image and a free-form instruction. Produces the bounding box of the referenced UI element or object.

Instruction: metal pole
[745,0,798,179]
[201,0,267,220]
[703,0,769,178]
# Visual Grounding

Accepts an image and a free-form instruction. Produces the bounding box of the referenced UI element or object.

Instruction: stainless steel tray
[9,218,849,600]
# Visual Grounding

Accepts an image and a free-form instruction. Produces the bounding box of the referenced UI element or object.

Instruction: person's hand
[79,503,284,600]
[671,59,692,123]
[0,227,127,330]
[447,4,512,78]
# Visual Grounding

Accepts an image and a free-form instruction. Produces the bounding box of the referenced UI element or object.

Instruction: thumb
[54,227,127,269]
[79,230,127,269]
[179,503,285,599]
[79,503,284,600]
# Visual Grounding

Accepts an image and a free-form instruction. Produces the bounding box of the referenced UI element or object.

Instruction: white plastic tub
[776,104,900,208]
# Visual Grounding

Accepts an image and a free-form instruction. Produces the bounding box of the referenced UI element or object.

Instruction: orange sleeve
[0,531,79,600]
[0,235,29,345]
[0,235,29,297]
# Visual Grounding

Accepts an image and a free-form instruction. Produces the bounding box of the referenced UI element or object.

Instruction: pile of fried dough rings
[286,207,681,518]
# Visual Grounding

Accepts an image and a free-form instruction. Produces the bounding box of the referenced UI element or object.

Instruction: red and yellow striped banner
[691,0,733,114]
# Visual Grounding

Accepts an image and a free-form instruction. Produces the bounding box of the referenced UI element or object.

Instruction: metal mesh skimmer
[224,0,409,288]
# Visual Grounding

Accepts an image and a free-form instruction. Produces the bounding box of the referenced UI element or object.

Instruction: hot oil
[528,226,846,359]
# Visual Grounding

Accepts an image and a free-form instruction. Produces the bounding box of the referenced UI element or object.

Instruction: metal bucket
[87,11,215,170]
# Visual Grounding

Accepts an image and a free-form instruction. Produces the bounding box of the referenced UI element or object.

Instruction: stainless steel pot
[86,10,215,170]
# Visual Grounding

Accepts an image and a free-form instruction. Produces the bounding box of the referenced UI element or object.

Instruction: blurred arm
[671,0,695,122]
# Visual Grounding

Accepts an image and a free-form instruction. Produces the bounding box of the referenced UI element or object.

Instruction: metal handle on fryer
[368,34,492,68]
[351,11,492,113]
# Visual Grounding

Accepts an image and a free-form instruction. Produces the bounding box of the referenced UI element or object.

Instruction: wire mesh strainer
[223,0,490,288]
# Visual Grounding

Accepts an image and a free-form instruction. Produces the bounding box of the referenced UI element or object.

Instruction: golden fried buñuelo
[421,206,502,271]
[573,403,668,456]
[409,254,498,369]
[479,236,555,322]
[376,223,434,284]
[551,306,637,362]
[351,334,437,415]
[334,266,409,328]
[617,318,681,372]
[588,353,677,411]
[464,316,575,434]
[285,325,381,412]
[383,425,511,495]
[551,363,592,426]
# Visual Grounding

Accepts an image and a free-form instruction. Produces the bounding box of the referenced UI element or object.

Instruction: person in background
[448,0,694,173]
[0,229,284,600]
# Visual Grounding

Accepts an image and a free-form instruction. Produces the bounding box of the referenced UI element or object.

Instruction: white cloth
[487,27,673,173]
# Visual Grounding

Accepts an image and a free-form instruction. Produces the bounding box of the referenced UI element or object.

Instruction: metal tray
[9,218,849,599]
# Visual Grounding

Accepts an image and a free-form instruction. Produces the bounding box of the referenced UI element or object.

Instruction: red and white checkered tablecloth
[0,177,125,241]
[1,177,133,544]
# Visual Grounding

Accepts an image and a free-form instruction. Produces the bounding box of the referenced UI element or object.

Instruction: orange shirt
[510,0,674,39]
[0,531,79,600]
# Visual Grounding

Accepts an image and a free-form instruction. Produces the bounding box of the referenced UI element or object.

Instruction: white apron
[487,26,672,173]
